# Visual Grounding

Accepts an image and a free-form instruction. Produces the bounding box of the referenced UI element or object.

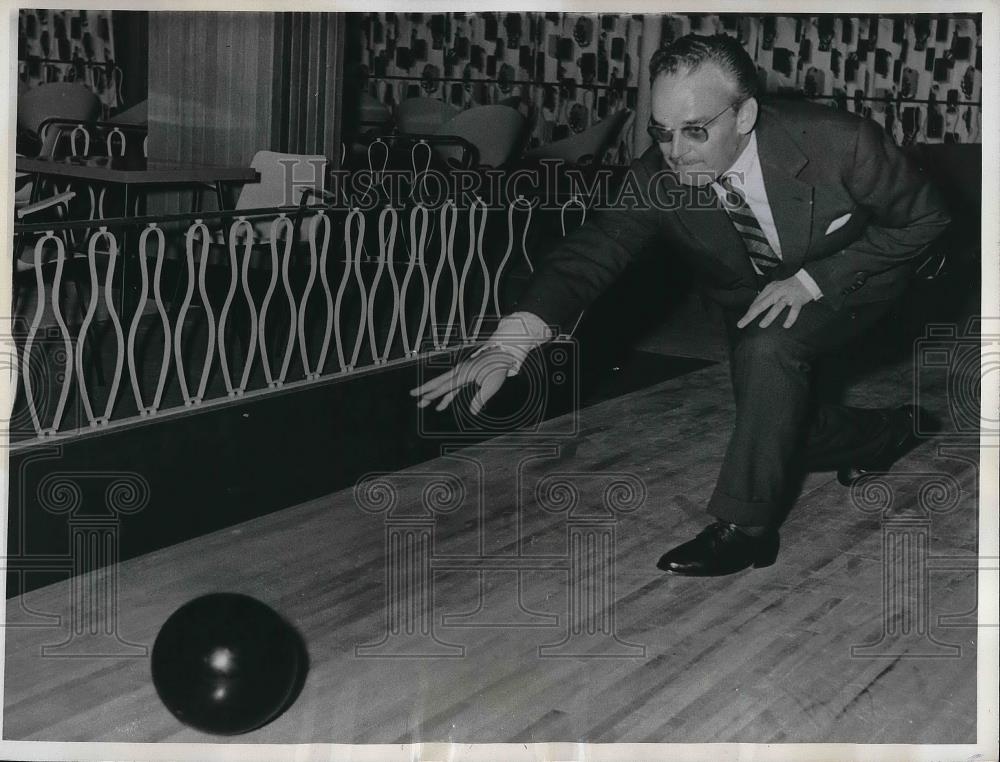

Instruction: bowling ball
[151,593,305,735]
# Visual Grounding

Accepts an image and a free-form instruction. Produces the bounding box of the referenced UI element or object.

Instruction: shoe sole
[837,406,928,486]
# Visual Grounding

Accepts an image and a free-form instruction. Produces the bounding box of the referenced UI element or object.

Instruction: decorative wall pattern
[730,14,983,145]
[353,12,642,164]
[352,13,983,164]
[17,9,121,115]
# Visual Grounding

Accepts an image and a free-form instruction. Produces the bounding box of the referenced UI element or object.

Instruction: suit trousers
[706,297,897,526]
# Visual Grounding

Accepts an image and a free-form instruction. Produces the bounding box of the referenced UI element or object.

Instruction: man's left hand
[737,277,814,329]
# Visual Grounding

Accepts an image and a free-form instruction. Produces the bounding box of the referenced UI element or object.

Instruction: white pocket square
[825,213,852,235]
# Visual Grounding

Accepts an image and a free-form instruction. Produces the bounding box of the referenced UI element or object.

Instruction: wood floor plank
[4,343,979,744]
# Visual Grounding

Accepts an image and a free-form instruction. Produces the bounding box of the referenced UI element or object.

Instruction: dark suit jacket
[515,99,952,331]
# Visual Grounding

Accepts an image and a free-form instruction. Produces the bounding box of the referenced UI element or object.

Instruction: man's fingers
[410,368,456,399]
[756,300,786,328]
[434,387,462,412]
[783,303,801,328]
[414,347,518,413]
[413,378,457,407]
[737,292,775,328]
[413,365,470,408]
[737,277,814,329]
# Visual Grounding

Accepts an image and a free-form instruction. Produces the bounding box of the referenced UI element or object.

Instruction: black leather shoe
[837,404,929,486]
[656,522,779,576]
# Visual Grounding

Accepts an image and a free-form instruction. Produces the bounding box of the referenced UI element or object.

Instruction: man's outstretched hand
[737,276,814,329]
[409,347,517,415]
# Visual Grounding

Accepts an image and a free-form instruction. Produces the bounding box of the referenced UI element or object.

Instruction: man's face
[650,63,754,186]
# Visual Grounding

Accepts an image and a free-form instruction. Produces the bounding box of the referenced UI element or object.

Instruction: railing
[8,197,540,447]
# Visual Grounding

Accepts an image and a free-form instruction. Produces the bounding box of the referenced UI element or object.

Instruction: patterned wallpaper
[741,15,982,145]
[353,12,642,163]
[17,9,121,115]
[353,13,983,164]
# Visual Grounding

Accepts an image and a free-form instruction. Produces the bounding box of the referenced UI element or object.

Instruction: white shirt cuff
[794,269,824,301]
[473,311,553,376]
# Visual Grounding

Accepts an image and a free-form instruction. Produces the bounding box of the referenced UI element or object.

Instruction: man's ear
[735,97,759,135]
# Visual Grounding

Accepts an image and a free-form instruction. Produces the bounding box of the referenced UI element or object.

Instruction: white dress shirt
[710,132,823,300]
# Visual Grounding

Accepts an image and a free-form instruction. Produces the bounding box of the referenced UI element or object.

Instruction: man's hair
[648,34,759,103]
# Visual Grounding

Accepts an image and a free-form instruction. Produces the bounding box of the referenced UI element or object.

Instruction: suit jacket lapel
[755,106,815,271]
[663,174,758,285]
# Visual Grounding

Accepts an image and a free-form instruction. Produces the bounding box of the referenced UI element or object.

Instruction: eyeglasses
[646,102,737,144]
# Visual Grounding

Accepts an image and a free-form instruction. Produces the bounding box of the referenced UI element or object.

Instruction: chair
[199,150,329,284]
[16,83,102,204]
[433,105,526,168]
[523,109,632,165]
[36,117,148,161]
[14,153,35,209]
[359,93,392,130]
[17,82,102,143]
[396,97,460,135]
[498,96,539,161]
[109,99,148,125]
[13,191,77,235]
[232,151,327,238]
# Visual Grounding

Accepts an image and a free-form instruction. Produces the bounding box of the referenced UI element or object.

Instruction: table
[15,155,261,316]
[15,154,260,214]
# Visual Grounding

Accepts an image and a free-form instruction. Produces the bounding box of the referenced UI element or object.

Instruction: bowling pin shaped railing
[560,193,588,340]
[21,232,75,436]
[366,206,401,365]
[127,224,171,415]
[79,228,124,424]
[217,218,259,396]
[429,201,460,350]
[10,189,539,445]
[398,204,431,357]
[492,195,534,319]
[457,197,491,342]
[301,211,335,380]
[174,220,216,406]
[333,208,368,372]
[258,216,295,386]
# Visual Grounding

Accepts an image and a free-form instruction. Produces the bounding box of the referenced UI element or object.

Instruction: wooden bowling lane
[3,352,978,744]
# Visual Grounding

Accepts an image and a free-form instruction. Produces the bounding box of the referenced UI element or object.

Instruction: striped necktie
[717,174,781,275]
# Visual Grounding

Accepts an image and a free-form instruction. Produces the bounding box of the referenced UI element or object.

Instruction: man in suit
[411,34,951,576]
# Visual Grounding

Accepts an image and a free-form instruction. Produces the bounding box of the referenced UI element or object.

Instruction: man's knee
[733,327,813,373]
